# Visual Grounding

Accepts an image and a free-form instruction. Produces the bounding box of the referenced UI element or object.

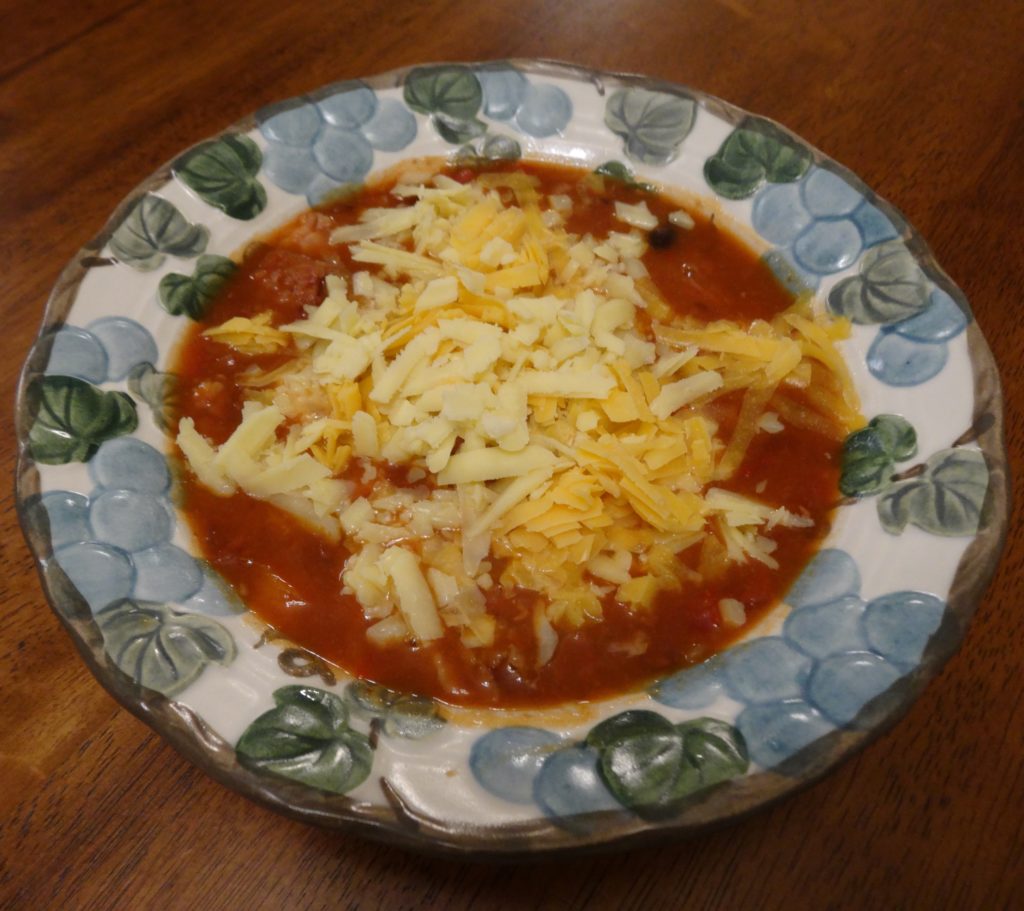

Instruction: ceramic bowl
[15,60,1009,856]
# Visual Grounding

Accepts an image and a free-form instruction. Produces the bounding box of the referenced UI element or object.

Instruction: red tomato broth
[171,159,846,709]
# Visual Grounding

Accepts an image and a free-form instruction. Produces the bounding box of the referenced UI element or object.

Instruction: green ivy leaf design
[236,686,373,794]
[95,598,236,696]
[870,414,918,460]
[108,194,209,271]
[27,375,137,464]
[404,65,483,121]
[453,134,523,167]
[593,161,655,192]
[158,254,237,320]
[586,711,748,817]
[586,710,675,750]
[127,362,179,433]
[704,119,812,199]
[604,89,696,165]
[828,240,931,325]
[343,682,446,739]
[174,134,266,220]
[676,717,749,788]
[840,414,918,497]
[433,113,488,145]
[479,134,521,160]
[601,726,698,815]
[841,431,894,497]
[878,448,989,536]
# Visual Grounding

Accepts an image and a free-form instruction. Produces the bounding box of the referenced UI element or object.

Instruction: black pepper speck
[648,224,675,249]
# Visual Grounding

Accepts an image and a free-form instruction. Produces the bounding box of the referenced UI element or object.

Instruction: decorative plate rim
[14,58,1010,857]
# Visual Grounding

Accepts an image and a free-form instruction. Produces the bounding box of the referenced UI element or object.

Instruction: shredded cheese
[179,164,860,661]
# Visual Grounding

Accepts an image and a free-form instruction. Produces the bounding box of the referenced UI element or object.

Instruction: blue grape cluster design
[257,82,418,206]
[828,240,969,387]
[859,285,968,386]
[468,548,946,825]
[255,67,575,206]
[474,65,573,138]
[39,435,240,619]
[752,166,898,288]
[37,318,240,618]
[748,166,969,385]
[651,549,945,768]
[45,317,157,384]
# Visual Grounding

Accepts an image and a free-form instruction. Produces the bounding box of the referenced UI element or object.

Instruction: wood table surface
[2,0,1021,908]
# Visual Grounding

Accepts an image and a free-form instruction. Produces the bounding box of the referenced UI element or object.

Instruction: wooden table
[2,1,1021,907]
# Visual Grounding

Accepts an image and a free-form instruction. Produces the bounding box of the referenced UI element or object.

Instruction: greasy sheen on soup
[172,159,860,708]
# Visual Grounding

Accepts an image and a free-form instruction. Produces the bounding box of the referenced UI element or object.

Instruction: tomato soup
[171,160,856,708]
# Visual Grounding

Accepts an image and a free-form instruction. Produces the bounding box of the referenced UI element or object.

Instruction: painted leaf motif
[343,681,446,739]
[587,711,748,815]
[590,711,696,815]
[878,448,989,536]
[158,255,237,320]
[704,120,812,199]
[594,161,655,191]
[403,65,483,120]
[870,414,918,460]
[174,134,266,219]
[432,113,487,145]
[677,717,749,788]
[586,710,675,749]
[95,598,235,696]
[127,362,179,433]
[236,686,373,794]
[841,427,895,496]
[840,414,917,496]
[27,375,137,464]
[477,133,521,160]
[604,89,696,165]
[828,240,931,325]
[108,194,209,271]
[600,728,697,815]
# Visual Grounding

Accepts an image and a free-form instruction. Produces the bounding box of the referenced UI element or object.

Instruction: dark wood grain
[2,1,1021,908]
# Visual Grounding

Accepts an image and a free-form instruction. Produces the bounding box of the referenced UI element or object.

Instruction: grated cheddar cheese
[177,162,860,669]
